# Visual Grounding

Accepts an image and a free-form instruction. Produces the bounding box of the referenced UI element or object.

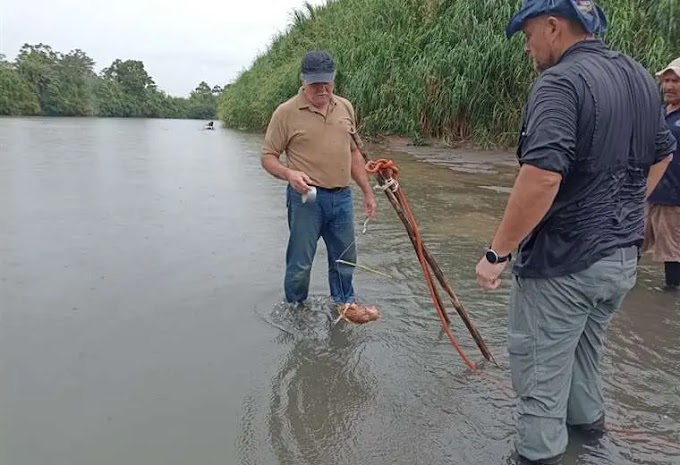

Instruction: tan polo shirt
[261,88,361,189]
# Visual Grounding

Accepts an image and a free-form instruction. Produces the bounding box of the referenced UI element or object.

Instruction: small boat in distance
[204,121,215,130]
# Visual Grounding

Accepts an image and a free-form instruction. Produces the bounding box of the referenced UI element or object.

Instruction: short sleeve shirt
[648,109,680,205]
[261,88,361,189]
[513,40,677,278]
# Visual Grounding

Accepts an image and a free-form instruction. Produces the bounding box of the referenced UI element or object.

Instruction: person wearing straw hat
[475,1,677,463]
[261,50,376,306]
[643,57,680,290]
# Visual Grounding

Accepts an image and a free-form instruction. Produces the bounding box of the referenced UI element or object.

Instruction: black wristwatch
[485,248,512,264]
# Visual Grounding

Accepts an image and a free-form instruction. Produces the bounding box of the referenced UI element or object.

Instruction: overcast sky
[0,0,327,96]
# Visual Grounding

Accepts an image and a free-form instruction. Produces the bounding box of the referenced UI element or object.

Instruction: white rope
[373,177,399,193]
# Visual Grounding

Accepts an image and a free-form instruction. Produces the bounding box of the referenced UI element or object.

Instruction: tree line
[1,43,222,120]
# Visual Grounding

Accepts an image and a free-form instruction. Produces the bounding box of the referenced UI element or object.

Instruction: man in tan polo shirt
[261,50,376,305]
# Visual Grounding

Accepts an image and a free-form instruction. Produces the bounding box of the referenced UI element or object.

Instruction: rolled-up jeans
[284,184,356,304]
[508,246,638,462]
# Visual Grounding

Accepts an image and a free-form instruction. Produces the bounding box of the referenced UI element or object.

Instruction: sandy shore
[367,135,518,176]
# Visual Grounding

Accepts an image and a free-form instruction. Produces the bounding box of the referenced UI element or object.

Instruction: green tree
[187,81,218,119]
[101,59,156,116]
[12,44,97,116]
[0,65,41,115]
[43,49,97,116]
[2,44,214,120]
[145,89,190,118]
[14,43,59,113]
[93,78,126,117]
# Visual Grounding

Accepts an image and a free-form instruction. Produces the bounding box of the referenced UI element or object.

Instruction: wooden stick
[422,246,495,363]
[353,133,494,362]
[382,180,493,362]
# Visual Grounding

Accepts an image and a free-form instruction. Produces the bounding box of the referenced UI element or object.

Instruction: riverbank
[369,134,518,175]
[219,0,677,148]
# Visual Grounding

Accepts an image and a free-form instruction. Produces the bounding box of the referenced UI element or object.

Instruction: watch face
[485,250,498,264]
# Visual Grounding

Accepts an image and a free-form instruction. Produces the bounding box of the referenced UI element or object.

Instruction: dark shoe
[568,414,605,439]
[508,451,562,465]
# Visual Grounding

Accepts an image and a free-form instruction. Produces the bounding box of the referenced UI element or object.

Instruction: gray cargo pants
[508,247,638,462]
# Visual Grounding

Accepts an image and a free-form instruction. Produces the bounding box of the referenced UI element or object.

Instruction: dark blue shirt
[648,109,680,205]
[513,40,678,279]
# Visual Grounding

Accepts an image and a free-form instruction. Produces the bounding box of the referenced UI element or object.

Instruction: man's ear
[545,16,560,37]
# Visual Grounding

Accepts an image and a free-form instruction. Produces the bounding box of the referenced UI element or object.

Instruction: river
[1,117,678,465]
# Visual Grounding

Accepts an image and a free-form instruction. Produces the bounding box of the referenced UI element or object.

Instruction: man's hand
[476,256,508,290]
[287,170,313,194]
[363,192,377,219]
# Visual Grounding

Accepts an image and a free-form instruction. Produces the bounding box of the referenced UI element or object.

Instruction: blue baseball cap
[506,0,608,38]
[301,50,336,84]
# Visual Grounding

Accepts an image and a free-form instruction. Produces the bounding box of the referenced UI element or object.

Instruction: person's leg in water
[507,274,590,464]
[321,187,356,304]
[284,185,323,303]
[567,250,637,439]
[664,261,680,289]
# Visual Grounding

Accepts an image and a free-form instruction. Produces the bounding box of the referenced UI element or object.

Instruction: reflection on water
[264,297,339,340]
[267,329,374,465]
[239,300,377,465]
[1,119,678,465]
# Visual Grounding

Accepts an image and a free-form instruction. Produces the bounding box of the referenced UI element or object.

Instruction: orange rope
[365,159,399,177]
[366,159,477,371]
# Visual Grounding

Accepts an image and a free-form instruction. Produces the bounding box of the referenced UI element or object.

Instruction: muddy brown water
[1,117,678,465]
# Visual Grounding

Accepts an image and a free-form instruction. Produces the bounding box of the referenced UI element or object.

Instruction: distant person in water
[643,57,680,290]
[260,50,376,307]
[205,121,214,130]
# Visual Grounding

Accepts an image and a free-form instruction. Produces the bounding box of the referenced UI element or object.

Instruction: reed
[219,0,677,148]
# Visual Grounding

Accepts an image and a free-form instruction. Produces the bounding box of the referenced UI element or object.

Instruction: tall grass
[219,0,677,148]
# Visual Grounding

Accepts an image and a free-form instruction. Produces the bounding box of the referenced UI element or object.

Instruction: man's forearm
[491,164,562,255]
[646,154,673,198]
[350,149,373,194]
[261,154,291,181]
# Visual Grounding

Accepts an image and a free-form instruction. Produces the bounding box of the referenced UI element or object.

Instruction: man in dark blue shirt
[475,1,677,464]
[643,57,680,289]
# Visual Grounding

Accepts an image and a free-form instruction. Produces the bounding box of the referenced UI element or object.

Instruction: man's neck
[309,100,331,116]
[556,35,596,62]
[668,103,680,115]
[312,102,330,115]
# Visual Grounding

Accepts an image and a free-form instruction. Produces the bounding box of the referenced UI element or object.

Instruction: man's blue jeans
[285,184,356,304]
